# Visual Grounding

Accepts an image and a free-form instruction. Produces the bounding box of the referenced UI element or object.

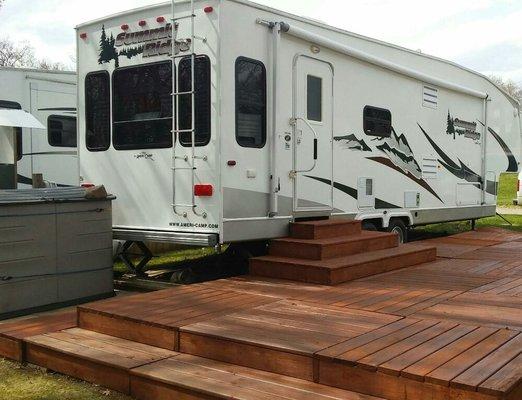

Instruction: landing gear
[116,241,153,277]
[387,219,408,244]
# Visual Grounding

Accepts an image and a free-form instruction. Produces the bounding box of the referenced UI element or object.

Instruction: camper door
[292,55,334,215]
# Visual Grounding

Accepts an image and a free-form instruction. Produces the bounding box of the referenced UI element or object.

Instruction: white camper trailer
[76,0,521,247]
[0,67,78,189]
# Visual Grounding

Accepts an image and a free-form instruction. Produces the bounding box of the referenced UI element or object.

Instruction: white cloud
[0,0,520,83]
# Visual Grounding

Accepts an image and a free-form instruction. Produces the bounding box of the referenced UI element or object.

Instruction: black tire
[387,219,408,243]
[362,221,378,231]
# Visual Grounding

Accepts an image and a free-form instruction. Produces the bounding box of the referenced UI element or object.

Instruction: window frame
[178,54,211,148]
[235,56,267,149]
[111,60,174,151]
[85,70,111,152]
[47,115,77,148]
[363,105,392,138]
[306,75,323,123]
[0,100,23,161]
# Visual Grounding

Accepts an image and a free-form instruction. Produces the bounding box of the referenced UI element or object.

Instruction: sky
[0,0,521,84]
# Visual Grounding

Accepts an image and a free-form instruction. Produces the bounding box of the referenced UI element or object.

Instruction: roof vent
[423,85,438,109]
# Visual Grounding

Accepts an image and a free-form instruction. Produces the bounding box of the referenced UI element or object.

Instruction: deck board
[2,227,521,400]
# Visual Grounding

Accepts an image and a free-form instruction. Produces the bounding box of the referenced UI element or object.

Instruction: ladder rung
[172,91,194,96]
[172,167,196,170]
[172,14,195,21]
[172,204,195,208]
[171,52,196,60]
[173,129,195,133]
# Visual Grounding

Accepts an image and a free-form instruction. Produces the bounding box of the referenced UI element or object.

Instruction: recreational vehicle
[0,67,78,189]
[76,0,521,248]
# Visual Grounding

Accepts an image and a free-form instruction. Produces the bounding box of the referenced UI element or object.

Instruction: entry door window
[307,75,322,122]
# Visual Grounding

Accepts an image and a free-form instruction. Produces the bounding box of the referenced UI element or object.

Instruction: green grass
[0,358,131,400]
[114,245,216,274]
[497,172,518,207]
[412,214,522,239]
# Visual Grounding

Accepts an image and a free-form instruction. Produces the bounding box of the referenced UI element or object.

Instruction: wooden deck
[1,224,521,400]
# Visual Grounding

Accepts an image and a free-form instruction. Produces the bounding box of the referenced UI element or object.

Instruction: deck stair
[2,227,521,400]
[250,219,437,284]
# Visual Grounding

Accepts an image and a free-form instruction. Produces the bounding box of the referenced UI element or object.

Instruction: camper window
[363,106,392,137]
[113,61,173,150]
[178,55,211,147]
[307,75,322,122]
[48,115,77,147]
[0,100,23,161]
[235,57,266,148]
[85,71,110,151]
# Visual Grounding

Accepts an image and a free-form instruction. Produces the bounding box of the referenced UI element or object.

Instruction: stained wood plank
[425,329,518,386]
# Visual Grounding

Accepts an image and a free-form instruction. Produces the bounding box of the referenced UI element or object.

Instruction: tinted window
[0,100,23,160]
[48,115,77,147]
[85,71,111,151]
[113,62,173,150]
[363,106,392,138]
[178,55,211,147]
[307,75,322,122]
[235,57,266,148]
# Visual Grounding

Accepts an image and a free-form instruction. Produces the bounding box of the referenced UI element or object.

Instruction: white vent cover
[422,157,438,179]
[423,85,438,109]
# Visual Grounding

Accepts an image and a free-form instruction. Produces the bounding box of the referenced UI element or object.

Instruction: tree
[0,38,35,67]
[446,111,455,139]
[0,37,73,70]
[490,75,522,104]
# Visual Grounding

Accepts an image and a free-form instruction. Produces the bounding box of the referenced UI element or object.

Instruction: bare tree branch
[0,37,74,71]
[0,38,36,67]
[490,75,522,104]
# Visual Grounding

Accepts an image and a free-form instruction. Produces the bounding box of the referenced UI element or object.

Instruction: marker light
[80,33,87,39]
[194,184,213,197]
[204,6,214,13]
[156,16,166,23]
[121,24,129,30]
[138,20,147,27]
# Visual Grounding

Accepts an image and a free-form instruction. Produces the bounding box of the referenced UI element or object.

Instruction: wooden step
[269,231,399,260]
[0,310,76,362]
[131,353,385,400]
[24,328,176,394]
[290,219,362,239]
[251,244,437,285]
[316,319,522,400]
[77,285,276,350]
[179,300,401,380]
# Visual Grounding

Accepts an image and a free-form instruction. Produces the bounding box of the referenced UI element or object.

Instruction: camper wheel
[387,219,408,243]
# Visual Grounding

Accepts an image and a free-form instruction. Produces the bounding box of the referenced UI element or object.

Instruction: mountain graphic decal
[334,134,371,152]
[373,128,422,179]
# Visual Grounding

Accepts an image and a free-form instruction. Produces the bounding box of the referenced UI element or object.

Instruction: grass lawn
[497,172,518,207]
[0,358,131,400]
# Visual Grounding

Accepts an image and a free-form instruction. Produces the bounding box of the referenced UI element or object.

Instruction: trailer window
[48,115,77,147]
[0,100,23,161]
[235,57,266,148]
[178,55,211,147]
[307,75,322,122]
[85,71,111,151]
[363,106,392,138]
[113,61,173,150]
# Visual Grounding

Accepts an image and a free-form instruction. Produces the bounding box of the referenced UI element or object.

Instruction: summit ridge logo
[98,23,191,66]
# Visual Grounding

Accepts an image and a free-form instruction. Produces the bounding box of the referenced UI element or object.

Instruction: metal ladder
[171,0,207,218]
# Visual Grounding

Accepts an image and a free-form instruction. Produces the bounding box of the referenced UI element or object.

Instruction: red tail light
[194,184,213,197]
[204,6,214,13]
[81,183,95,189]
